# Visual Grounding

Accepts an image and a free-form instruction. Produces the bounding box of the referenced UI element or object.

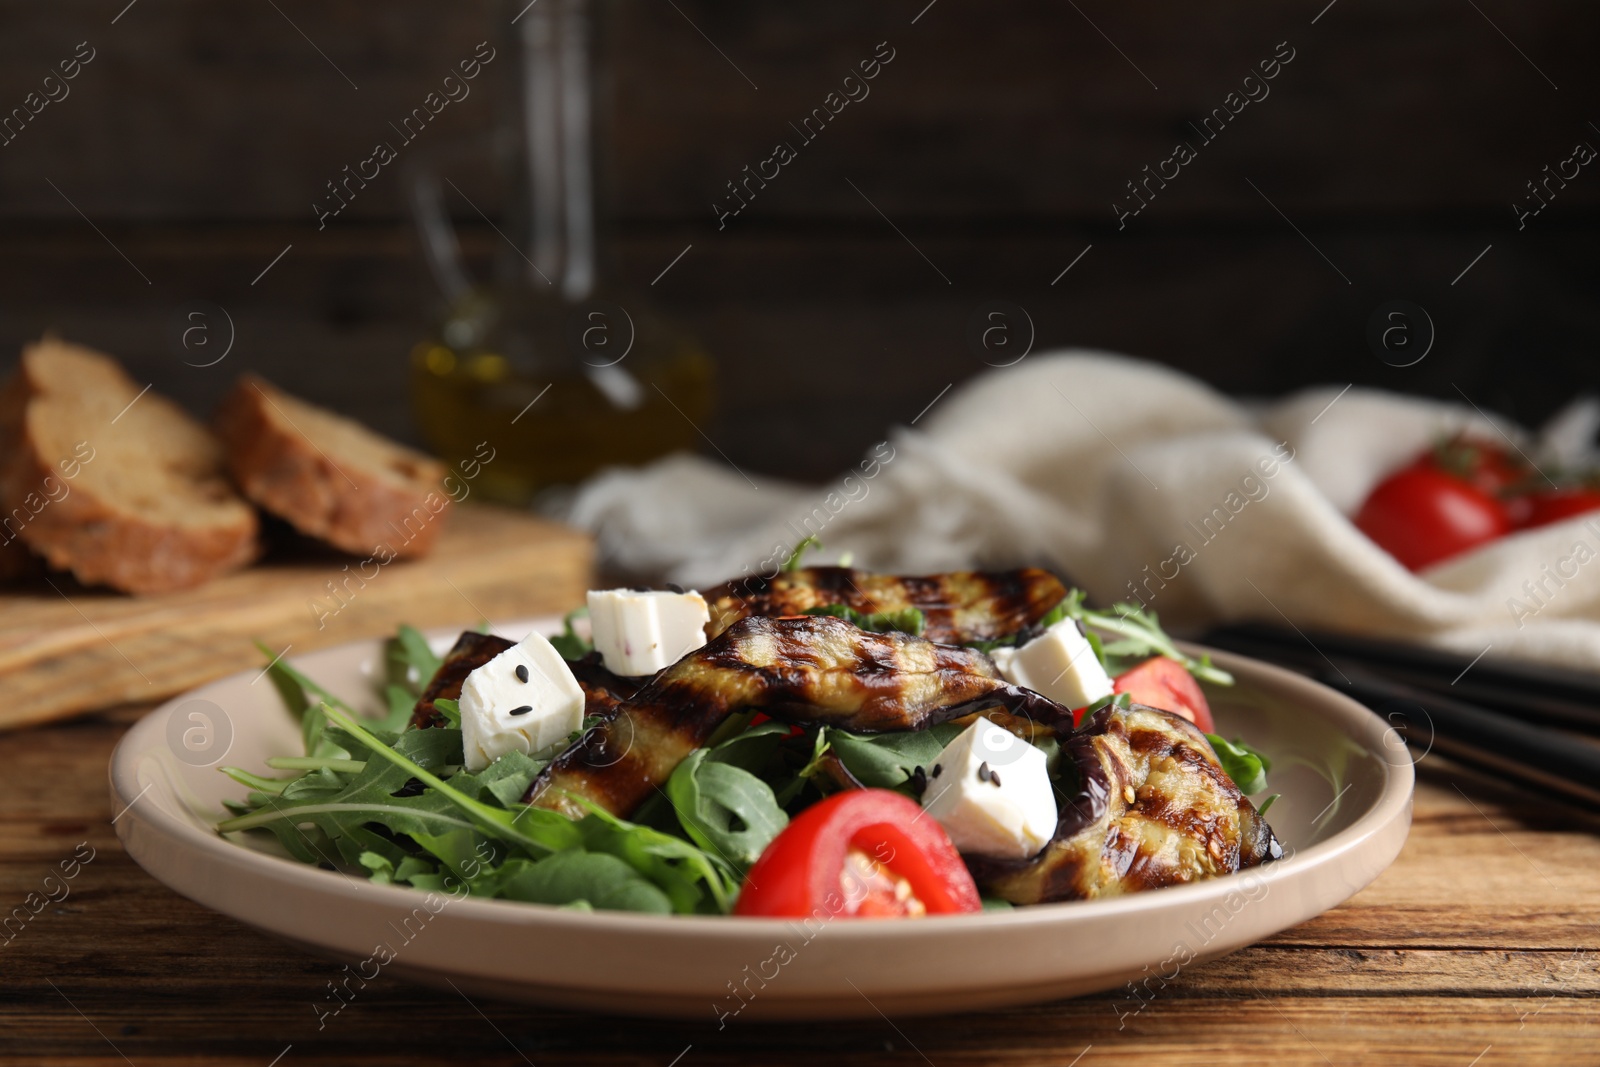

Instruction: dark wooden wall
[3,1,1597,479]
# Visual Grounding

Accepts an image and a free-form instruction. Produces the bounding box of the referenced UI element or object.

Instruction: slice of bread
[214,374,450,559]
[0,338,260,594]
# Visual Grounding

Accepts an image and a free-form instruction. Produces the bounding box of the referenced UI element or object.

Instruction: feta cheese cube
[921,717,1058,860]
[459,632,585,772]
[587,588,710,676]
[991,618,1114,710]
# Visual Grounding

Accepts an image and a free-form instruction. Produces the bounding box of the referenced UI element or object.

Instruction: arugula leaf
[801,603,926,636]
[781,534,821,571]
[473,750,548,808]
[1205,734,1272,796]
[218,766,298,796]
[487,852,672,914]
[266,756,366,773]
[574,806,739,914]
[320,706,580,857]
[548,606,593,661]
[359,851,398,884]
[390,625,442,688]
[254,640,355,758]
[828,723,966,789]
[218,725,482,867]
[778,727,833,806]
[1054,590,1235,686]
[701,720,792,774]
[279,766,351,801]
[381,684,418,732]
[665,748,789,869]
[432,698,463,729]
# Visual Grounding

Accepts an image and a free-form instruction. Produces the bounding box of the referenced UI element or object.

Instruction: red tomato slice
[733,790,981,919]
[1111,656,1215,733]
[1354,466,1511,571]
[1520,488,1600,529]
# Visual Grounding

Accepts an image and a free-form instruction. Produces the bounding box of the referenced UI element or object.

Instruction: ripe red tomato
[1110,656,1215,733]
[1520,487,1600,529]
[1354,466,1512,571]
[1418,436,1529,496]
[733,790,981,919]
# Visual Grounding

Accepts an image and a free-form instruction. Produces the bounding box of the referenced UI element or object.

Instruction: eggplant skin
[408,632,512,730]
[522,613,1039,820]
[701,566,1068,645]
[408,634,638,731]
[968,703,1282,904]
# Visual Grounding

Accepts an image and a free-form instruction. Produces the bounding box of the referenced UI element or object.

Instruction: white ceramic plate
[110,618,1412,1021]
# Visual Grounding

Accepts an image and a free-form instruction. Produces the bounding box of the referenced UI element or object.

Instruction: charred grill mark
[566,652,640,722]
[524,614,1036,819]
[969,703,1281,904]
[409,631,513,730]
[702,566,1068,644]
[567,653,640,702]
[809,566,856,599]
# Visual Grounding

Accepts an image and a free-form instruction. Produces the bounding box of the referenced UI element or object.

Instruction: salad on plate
[218,542,1282,920]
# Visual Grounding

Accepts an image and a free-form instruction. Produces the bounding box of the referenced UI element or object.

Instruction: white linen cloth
[563,351,1600,669]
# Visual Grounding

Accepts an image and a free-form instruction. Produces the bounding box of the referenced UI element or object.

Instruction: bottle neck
[506,0,596,301]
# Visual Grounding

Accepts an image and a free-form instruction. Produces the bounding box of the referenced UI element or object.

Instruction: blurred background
[2,0,1597,490]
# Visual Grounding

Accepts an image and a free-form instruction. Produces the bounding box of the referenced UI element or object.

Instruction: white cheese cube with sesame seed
[459,632,585,772]
[990,618,1114,710]
[921,717,1058,860]
[587,588,710,677]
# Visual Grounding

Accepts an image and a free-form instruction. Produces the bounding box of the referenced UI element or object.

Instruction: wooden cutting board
[0,505,592,730]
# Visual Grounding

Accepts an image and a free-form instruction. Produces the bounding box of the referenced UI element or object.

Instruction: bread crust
[0,340,259,595]
[215,375,450,559]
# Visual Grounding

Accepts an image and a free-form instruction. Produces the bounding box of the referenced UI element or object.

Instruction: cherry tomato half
[1110,656,1215,733]
[1520,487,1600,530]
[733,790,981,919]
[1354,466,1511,571]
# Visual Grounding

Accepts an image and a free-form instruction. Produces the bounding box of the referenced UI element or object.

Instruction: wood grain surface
[0,505,591,730]
[2,706,1596,1065]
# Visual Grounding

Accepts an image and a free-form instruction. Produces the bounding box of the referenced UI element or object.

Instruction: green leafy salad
[218,583,1277,915]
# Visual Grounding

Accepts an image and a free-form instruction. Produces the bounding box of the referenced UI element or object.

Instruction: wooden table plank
[2,705,1597,1065]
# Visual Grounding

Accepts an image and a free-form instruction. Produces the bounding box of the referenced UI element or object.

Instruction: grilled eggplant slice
[523,614,1072,820]
[409,632,512,730]
[566,651,641,719]
[969,703,1281,904]
[702,566,1068,645]
[409,633,638,731]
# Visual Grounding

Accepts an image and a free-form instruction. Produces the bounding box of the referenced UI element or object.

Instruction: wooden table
[5,704,1597,1066]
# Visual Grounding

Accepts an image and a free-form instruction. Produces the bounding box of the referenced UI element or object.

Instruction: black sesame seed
[631,585,655,592]
[932,763,943,778]
[977,760,991,783]
[1075,618,1088,637]
[508,705,534,716]
[666,582,686,595]
[515,664,529,683]
[909,766,927,795]
[990,770,1002,787]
